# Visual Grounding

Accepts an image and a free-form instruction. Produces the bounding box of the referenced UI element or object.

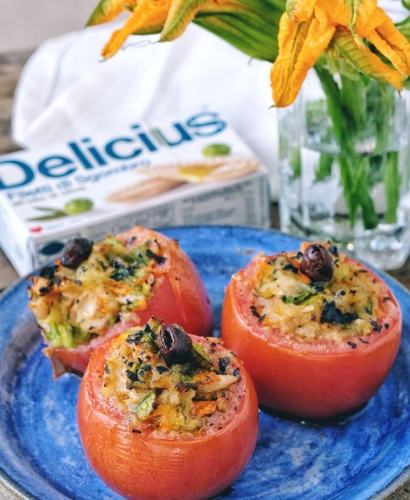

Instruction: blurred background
[0,0,105,288]
[0,0,97,51]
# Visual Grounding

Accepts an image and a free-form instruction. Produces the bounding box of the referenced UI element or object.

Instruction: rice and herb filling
[102,318,243,437]
[28,235,166,349]
[253,242,390,343]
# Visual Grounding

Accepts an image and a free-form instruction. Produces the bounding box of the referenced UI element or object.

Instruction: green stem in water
[353,157,379,230]
[314,64,364,226]
[385,151,401,224]
[314,61,401,230]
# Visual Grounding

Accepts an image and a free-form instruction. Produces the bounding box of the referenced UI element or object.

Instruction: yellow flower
[87,0,410,108]
[271,0,410,107]
[91,0,172,59]
[87,0,245,60]
[86,0,138,26]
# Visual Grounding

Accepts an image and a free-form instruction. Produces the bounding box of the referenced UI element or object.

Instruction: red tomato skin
[45,227,214,377]
[221,254,402,420]
[77,335,259,500]
[131,235,213,337]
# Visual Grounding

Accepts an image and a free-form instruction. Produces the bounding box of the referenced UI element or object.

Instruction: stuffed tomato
[77,317,258,500]
[221,241,402,420]
[28,225,213,377]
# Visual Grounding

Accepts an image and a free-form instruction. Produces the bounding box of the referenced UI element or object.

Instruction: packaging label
[0,110,270,275]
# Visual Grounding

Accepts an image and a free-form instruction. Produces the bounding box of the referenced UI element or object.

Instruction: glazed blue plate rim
[1,225,410,500]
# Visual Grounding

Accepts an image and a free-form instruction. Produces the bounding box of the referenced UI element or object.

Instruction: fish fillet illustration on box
[0,110,271,276]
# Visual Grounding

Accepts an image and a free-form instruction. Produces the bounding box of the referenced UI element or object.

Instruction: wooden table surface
[1,49,410,500]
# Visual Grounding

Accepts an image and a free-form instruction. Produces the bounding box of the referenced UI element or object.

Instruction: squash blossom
[272,0,410,106]
[87,0,410,107]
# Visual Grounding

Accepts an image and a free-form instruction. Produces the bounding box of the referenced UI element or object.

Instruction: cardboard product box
[0,110,271,276]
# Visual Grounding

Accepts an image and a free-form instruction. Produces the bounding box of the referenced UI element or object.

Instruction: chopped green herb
[282,287,319,305]
[192,343,213,368]
[320,300,359,326]
[46,323,93,349]
[134,390,156,420]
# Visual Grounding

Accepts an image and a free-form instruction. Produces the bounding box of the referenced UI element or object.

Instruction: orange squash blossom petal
[330,27,404,90]
[102,0,172,59]
[286,0,316,23]
[271,12,335,107]
[271,0,410,106]
[366,8,410,75]
[160,0,211,41]
[87,0,410,107]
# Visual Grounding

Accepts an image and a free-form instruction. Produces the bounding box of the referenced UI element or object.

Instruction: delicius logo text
[0,112,226,190]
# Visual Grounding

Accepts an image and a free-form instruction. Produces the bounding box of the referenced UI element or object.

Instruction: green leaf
[27,206,69,221]
[33,206,67,214]
[27,213,68,222]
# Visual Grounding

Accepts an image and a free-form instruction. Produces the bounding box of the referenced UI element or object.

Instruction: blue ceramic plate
[1,226,410,500]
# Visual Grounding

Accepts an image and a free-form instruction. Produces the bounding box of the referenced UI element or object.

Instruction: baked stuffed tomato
[28,225,213,377]
[221,241,402,420]
[77,317,258,500]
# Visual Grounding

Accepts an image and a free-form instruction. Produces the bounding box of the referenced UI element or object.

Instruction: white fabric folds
[12,22,279,197]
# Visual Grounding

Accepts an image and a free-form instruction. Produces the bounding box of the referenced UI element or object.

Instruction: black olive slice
[60,238,93,269]
[159,324,193,366]
[300,243,334,282]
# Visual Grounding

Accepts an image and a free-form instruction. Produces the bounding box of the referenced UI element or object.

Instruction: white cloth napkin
[12,21,279,197]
